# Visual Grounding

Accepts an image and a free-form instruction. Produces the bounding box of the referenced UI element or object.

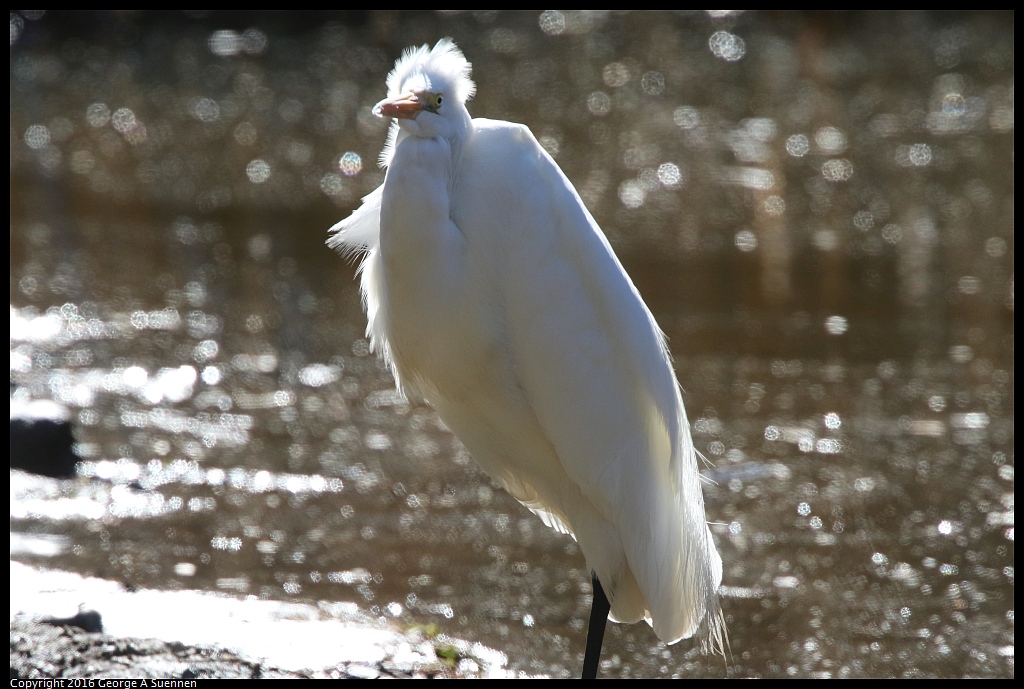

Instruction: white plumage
[329,38,723,650]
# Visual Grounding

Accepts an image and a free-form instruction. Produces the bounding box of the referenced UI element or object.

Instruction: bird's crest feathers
[387,38,476,106]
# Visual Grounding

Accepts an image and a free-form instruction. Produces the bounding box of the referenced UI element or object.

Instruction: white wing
[450,119,722,644]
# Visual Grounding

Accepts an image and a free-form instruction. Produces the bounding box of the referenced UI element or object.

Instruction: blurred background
[10,10,1013,678]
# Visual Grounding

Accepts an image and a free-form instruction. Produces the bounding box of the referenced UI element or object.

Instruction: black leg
[581,575,610,679]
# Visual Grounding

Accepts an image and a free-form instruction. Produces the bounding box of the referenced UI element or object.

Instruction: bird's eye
[422,93,443,114]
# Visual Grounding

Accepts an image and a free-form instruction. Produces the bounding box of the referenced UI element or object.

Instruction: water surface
[10,10,1014,678]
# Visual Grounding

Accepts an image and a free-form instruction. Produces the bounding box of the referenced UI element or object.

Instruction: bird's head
[374,38,475,149]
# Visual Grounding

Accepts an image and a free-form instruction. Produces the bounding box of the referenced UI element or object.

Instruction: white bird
[329,38,724,677]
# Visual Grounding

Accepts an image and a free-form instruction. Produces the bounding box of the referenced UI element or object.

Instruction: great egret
[329,38,724,678]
